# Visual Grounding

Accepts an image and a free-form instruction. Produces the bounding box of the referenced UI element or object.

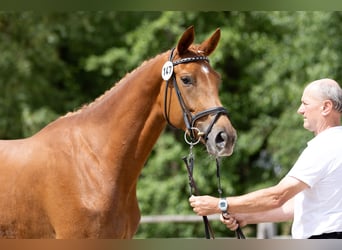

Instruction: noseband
[163,48,229,143]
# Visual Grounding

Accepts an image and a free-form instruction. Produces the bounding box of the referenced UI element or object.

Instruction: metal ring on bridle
[184,127,202,146]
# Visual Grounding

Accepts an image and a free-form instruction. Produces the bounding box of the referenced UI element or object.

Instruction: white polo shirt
[287,126,342,239]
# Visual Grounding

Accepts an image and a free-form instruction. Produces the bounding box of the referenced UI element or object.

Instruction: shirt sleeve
[287,146,328,188]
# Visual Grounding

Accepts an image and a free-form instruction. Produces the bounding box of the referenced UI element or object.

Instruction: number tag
[161,61,173,81]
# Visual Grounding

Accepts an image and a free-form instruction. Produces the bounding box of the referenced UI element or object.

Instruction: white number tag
[161,61,173,81]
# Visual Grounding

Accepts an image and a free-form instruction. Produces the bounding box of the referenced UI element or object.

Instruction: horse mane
[59,52,166,120]
[58,44,205,120]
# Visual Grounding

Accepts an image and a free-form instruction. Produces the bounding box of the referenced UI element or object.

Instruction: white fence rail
[140,214,220,223]
[140,215,281,239]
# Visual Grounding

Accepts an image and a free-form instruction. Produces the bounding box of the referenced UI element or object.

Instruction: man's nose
[297,104,304,114]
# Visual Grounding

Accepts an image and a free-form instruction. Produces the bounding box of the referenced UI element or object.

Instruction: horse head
[161,26,237,157]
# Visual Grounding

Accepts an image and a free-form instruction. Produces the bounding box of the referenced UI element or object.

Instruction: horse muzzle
[205,125,237,157]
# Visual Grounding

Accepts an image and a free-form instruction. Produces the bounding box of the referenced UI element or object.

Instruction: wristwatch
[218,197,228,213]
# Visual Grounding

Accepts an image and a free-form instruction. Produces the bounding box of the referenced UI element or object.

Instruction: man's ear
[321,100,333,115]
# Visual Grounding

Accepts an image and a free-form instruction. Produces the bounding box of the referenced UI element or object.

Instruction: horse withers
[0,26,236,238]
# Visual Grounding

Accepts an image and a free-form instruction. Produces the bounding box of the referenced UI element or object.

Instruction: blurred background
[1,11,341,238]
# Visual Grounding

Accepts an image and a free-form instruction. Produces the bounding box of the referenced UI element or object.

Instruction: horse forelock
[188,44,206,55]
[171,45,206,61]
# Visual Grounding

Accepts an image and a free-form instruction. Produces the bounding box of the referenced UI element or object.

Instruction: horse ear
[177,25,195,56]
[198,28,221,56]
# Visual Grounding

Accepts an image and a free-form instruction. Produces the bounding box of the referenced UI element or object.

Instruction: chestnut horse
[0,26,236,238]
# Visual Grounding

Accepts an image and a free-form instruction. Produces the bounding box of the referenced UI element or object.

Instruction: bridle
[163,48,229,144]
[162,48,245,239]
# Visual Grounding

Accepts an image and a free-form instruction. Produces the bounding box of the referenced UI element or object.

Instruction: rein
[162,48,245,239]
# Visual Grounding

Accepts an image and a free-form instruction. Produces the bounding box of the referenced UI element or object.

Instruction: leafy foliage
[1,11,341,238]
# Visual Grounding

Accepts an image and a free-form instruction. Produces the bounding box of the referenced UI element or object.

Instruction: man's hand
[188,195,220,216]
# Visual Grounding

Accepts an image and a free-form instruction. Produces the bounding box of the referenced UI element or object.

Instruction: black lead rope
[183,145,246,239]
[216,158,246,239]
[182,140,246,239]
[182,146,215,239]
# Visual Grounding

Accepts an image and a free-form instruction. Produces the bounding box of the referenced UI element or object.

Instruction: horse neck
[75,52,169,178]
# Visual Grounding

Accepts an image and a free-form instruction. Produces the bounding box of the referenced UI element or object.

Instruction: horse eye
[181,76,193,85]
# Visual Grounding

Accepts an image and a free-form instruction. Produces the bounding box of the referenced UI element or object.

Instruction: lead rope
[183,129,245,239]
[216,158,246,239]
[182,141,215,239]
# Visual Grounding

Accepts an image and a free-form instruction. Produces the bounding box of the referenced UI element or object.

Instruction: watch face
[219,200,227,210]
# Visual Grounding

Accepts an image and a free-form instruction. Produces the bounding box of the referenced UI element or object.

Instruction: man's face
[297,87,323,133]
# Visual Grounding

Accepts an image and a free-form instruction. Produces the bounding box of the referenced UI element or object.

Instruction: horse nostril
[215,131,227,150]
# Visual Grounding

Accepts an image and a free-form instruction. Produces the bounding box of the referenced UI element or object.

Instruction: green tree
[1,11,341,238]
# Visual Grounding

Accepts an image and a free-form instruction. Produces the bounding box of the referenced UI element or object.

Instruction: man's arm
[189,176,308,215]
[221,198,294,231]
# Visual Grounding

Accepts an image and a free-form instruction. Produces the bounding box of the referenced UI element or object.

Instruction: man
[189,78,342,239]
